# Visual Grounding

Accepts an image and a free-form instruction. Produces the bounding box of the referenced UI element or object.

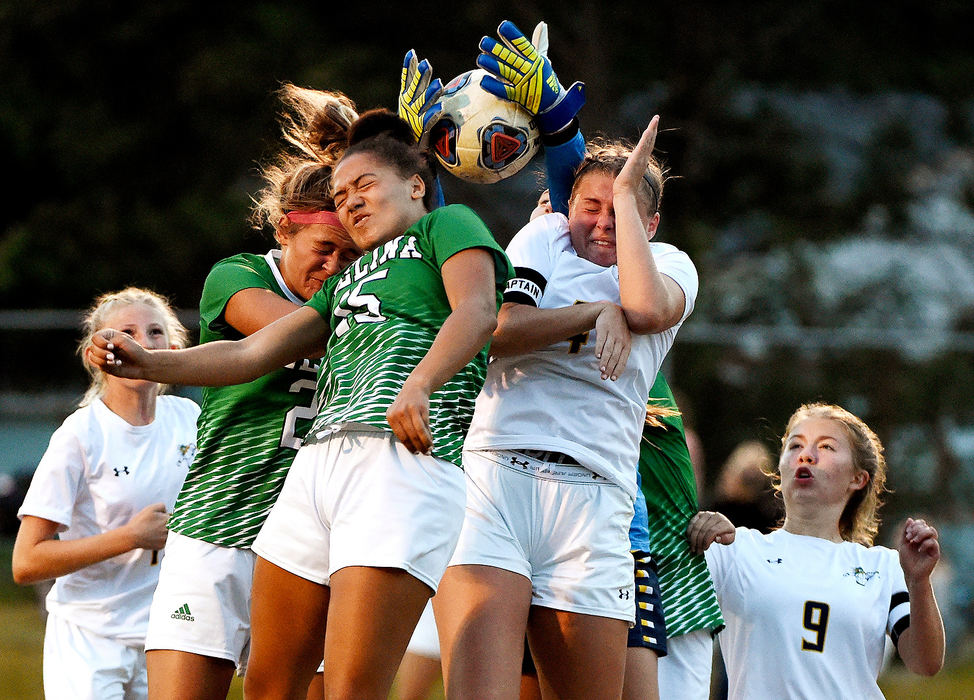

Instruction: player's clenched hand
[687,510,736,554]
[593,302,631,381]
[614,115,660,201]
[898,517,941,585]
[87,329,151,379]
[125,503,169,551]
[387,379,433,455]
[398,49,443,143]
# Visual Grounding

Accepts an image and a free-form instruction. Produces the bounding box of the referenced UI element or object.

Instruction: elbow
[478,309,499,348]
[11,559,44,586]
[625,309,674,335]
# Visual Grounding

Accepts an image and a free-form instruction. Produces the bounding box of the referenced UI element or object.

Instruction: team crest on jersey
[844,566,880,586]
[176,443,197,470]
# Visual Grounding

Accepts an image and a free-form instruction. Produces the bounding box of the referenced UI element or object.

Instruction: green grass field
[1,537,970,699]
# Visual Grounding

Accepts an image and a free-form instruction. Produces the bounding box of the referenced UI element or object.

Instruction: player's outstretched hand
[399,49,443,143]
[387,379,433,455]
[87,329,151,379]
[687,510,736,554]
[614,115,660,202]
[477,20,585,135]
[593,302,631,381]
[125,503,170,551]
[898,517,940,585]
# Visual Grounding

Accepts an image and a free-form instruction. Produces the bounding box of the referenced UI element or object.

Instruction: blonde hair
[250,84,359,232]
[77,288,188,407]
[571,138,666,216]
[776,403,888,545]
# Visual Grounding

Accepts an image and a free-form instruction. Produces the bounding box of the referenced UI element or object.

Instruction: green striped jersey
[167,252,320,548]
[639,373,724,636]
[305,205,512,467]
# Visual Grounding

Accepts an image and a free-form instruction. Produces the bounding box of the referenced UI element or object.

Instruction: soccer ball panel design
[428,69,541,184]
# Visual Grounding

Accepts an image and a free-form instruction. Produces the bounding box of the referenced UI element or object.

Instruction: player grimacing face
[332,152,427,252]
[277,224,362,301]
[778,417,869,509]
[568,172,657,268]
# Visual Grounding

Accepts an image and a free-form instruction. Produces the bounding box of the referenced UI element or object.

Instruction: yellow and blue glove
[476,20,586,135]
[398,49,443,143]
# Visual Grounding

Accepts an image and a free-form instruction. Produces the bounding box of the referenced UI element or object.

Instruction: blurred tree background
[3,0,974,670]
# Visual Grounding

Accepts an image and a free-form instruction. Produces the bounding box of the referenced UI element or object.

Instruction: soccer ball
[427,69,541,184]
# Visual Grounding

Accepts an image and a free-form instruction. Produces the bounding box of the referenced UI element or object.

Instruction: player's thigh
[146,650,235,700]
[528,606,629,700]
[322,565,431,700]
[243,556,329,699]
[435,564,532,700]
[622,646,659,700]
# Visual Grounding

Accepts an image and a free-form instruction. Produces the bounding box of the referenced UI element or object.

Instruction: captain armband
[503,266,547,306]
[888,590,911,649]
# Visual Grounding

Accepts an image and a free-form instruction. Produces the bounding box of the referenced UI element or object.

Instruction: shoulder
[649,241,695,270]
[48,404,97,443]
[508,213,571,256]
[156,395,201,422]
[427,203,487,226]
[204,252,273,289]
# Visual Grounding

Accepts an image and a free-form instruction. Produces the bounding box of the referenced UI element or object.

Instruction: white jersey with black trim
[705,527,911,700]
[464,213,698,499]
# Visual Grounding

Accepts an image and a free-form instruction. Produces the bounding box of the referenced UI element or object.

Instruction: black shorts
[627,549,667,656]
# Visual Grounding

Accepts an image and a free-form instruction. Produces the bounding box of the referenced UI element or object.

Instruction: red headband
[282,210,343,228]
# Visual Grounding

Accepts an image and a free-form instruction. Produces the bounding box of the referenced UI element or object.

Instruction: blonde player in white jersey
[688,402,945,699]
[12,288,199,700]
[435,115,698,700]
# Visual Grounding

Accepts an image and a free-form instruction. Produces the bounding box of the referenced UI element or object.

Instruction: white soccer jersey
[464,213,698,498]
[706,528,911,700]
[18,395,199,643]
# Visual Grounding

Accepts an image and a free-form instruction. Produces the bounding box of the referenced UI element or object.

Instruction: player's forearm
[142,307,326,387]
[614,198,684,334]
[897,579,945,676]
[12,527,141,585]
[489,301,609,356]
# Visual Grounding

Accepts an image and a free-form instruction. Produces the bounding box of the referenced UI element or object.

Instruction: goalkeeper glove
[398,49,443,143]
[476,20,586,135]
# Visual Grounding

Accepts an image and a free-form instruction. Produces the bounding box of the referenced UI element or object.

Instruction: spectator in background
[709,439,782,533]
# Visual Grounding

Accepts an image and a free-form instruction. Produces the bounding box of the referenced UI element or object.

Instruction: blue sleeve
[543,126,586,215]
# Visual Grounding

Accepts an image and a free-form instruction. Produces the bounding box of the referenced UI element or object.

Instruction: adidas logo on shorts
[171,603,195,622]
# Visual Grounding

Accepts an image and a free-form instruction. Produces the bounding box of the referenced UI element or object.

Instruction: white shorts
[658,629,714,700]
[253,429,467,591]
[145,532,255,674]
[448,449,635,621]
[405,599,440,659]
[44,613,148,700]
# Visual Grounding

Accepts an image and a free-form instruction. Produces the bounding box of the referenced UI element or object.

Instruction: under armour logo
[766,558,783,564]
[113,466,131,477]
[511,457,529,468]
[618,589,631,600]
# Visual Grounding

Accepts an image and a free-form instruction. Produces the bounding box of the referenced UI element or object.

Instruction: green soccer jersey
[305,205,512,467]
[167,251,321,548]
[640,373,724,637]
